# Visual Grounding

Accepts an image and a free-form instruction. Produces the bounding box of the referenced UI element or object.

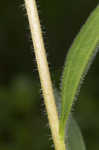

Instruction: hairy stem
[24,0,66,150]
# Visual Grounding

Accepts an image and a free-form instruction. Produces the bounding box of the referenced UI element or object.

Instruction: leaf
[54,88,86,149]
[60,5,99,137]
[54,88,86,150]
[66,116,86,150]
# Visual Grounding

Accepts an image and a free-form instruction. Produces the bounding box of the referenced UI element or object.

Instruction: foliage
[59,5,99,149]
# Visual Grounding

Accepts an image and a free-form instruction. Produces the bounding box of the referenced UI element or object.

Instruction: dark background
[0,0,99,150]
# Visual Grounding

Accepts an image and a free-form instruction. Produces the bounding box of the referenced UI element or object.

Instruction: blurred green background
[0,0,99,150]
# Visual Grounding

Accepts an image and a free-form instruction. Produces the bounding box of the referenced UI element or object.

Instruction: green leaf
[66,116,86,150]
[54,88,86,149]
[60,5,99,138]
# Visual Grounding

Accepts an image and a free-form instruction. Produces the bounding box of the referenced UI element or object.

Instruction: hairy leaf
[60,5,99,137]
[54,89,86,149]
[66,116,86,150]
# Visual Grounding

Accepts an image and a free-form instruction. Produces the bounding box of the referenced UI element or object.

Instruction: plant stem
[24,0,66,150]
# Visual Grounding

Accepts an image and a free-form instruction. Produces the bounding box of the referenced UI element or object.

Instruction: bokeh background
[0,0,99,150]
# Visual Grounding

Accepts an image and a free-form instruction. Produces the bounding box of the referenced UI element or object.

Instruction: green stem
[24,0,66,150]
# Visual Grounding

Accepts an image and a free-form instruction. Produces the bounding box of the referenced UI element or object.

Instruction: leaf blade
[66,116,86,150]
[60,5,99,137]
